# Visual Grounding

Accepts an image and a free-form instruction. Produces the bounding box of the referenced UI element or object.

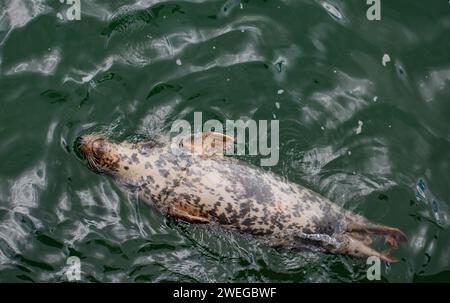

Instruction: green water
[0,0,449,283]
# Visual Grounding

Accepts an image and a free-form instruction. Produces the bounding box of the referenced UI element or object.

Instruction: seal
[76,132,406,262]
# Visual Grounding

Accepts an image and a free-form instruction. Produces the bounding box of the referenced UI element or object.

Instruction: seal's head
[76,135,120,175]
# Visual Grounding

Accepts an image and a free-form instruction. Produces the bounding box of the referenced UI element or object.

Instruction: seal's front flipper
[181,131,234,156]
[168,204,210,223]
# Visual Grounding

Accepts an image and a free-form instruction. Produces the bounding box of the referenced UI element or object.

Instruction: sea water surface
[0,0,449,282]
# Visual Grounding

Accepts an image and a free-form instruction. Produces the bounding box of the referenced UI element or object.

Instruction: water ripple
[0,0,449,283]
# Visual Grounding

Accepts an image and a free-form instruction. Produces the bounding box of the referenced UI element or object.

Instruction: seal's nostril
[74,136,88,159]
[76,135,86,144]
[75,135,94,155]
[75,137,85,149]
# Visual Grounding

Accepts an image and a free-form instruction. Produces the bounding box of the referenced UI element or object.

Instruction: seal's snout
[76,134,115,174]
[75,134,108,162]
[76,135,89,156]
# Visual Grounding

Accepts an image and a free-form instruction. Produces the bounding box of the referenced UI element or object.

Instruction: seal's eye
[92,139,106,158]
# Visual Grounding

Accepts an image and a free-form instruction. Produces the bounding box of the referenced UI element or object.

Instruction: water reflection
[0,0,449,282]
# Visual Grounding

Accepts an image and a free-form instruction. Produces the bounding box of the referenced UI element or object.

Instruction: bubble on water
[355,120,363,134]
[275,60,284,73]
[321,2,343,20]
[382,54,391,66]
[277,89,284,95]
[373,96,378,102]
[275,102,280,109]
[46,120,58,144]
[176,58,182,66]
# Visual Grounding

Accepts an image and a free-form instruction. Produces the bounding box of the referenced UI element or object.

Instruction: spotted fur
[77,134,407,262]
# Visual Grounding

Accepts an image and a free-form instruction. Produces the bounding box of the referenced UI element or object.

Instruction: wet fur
[77,135,407,262]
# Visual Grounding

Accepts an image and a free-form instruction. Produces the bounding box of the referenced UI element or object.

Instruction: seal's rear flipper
[346,222,407,249]
[334,234,398,263]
